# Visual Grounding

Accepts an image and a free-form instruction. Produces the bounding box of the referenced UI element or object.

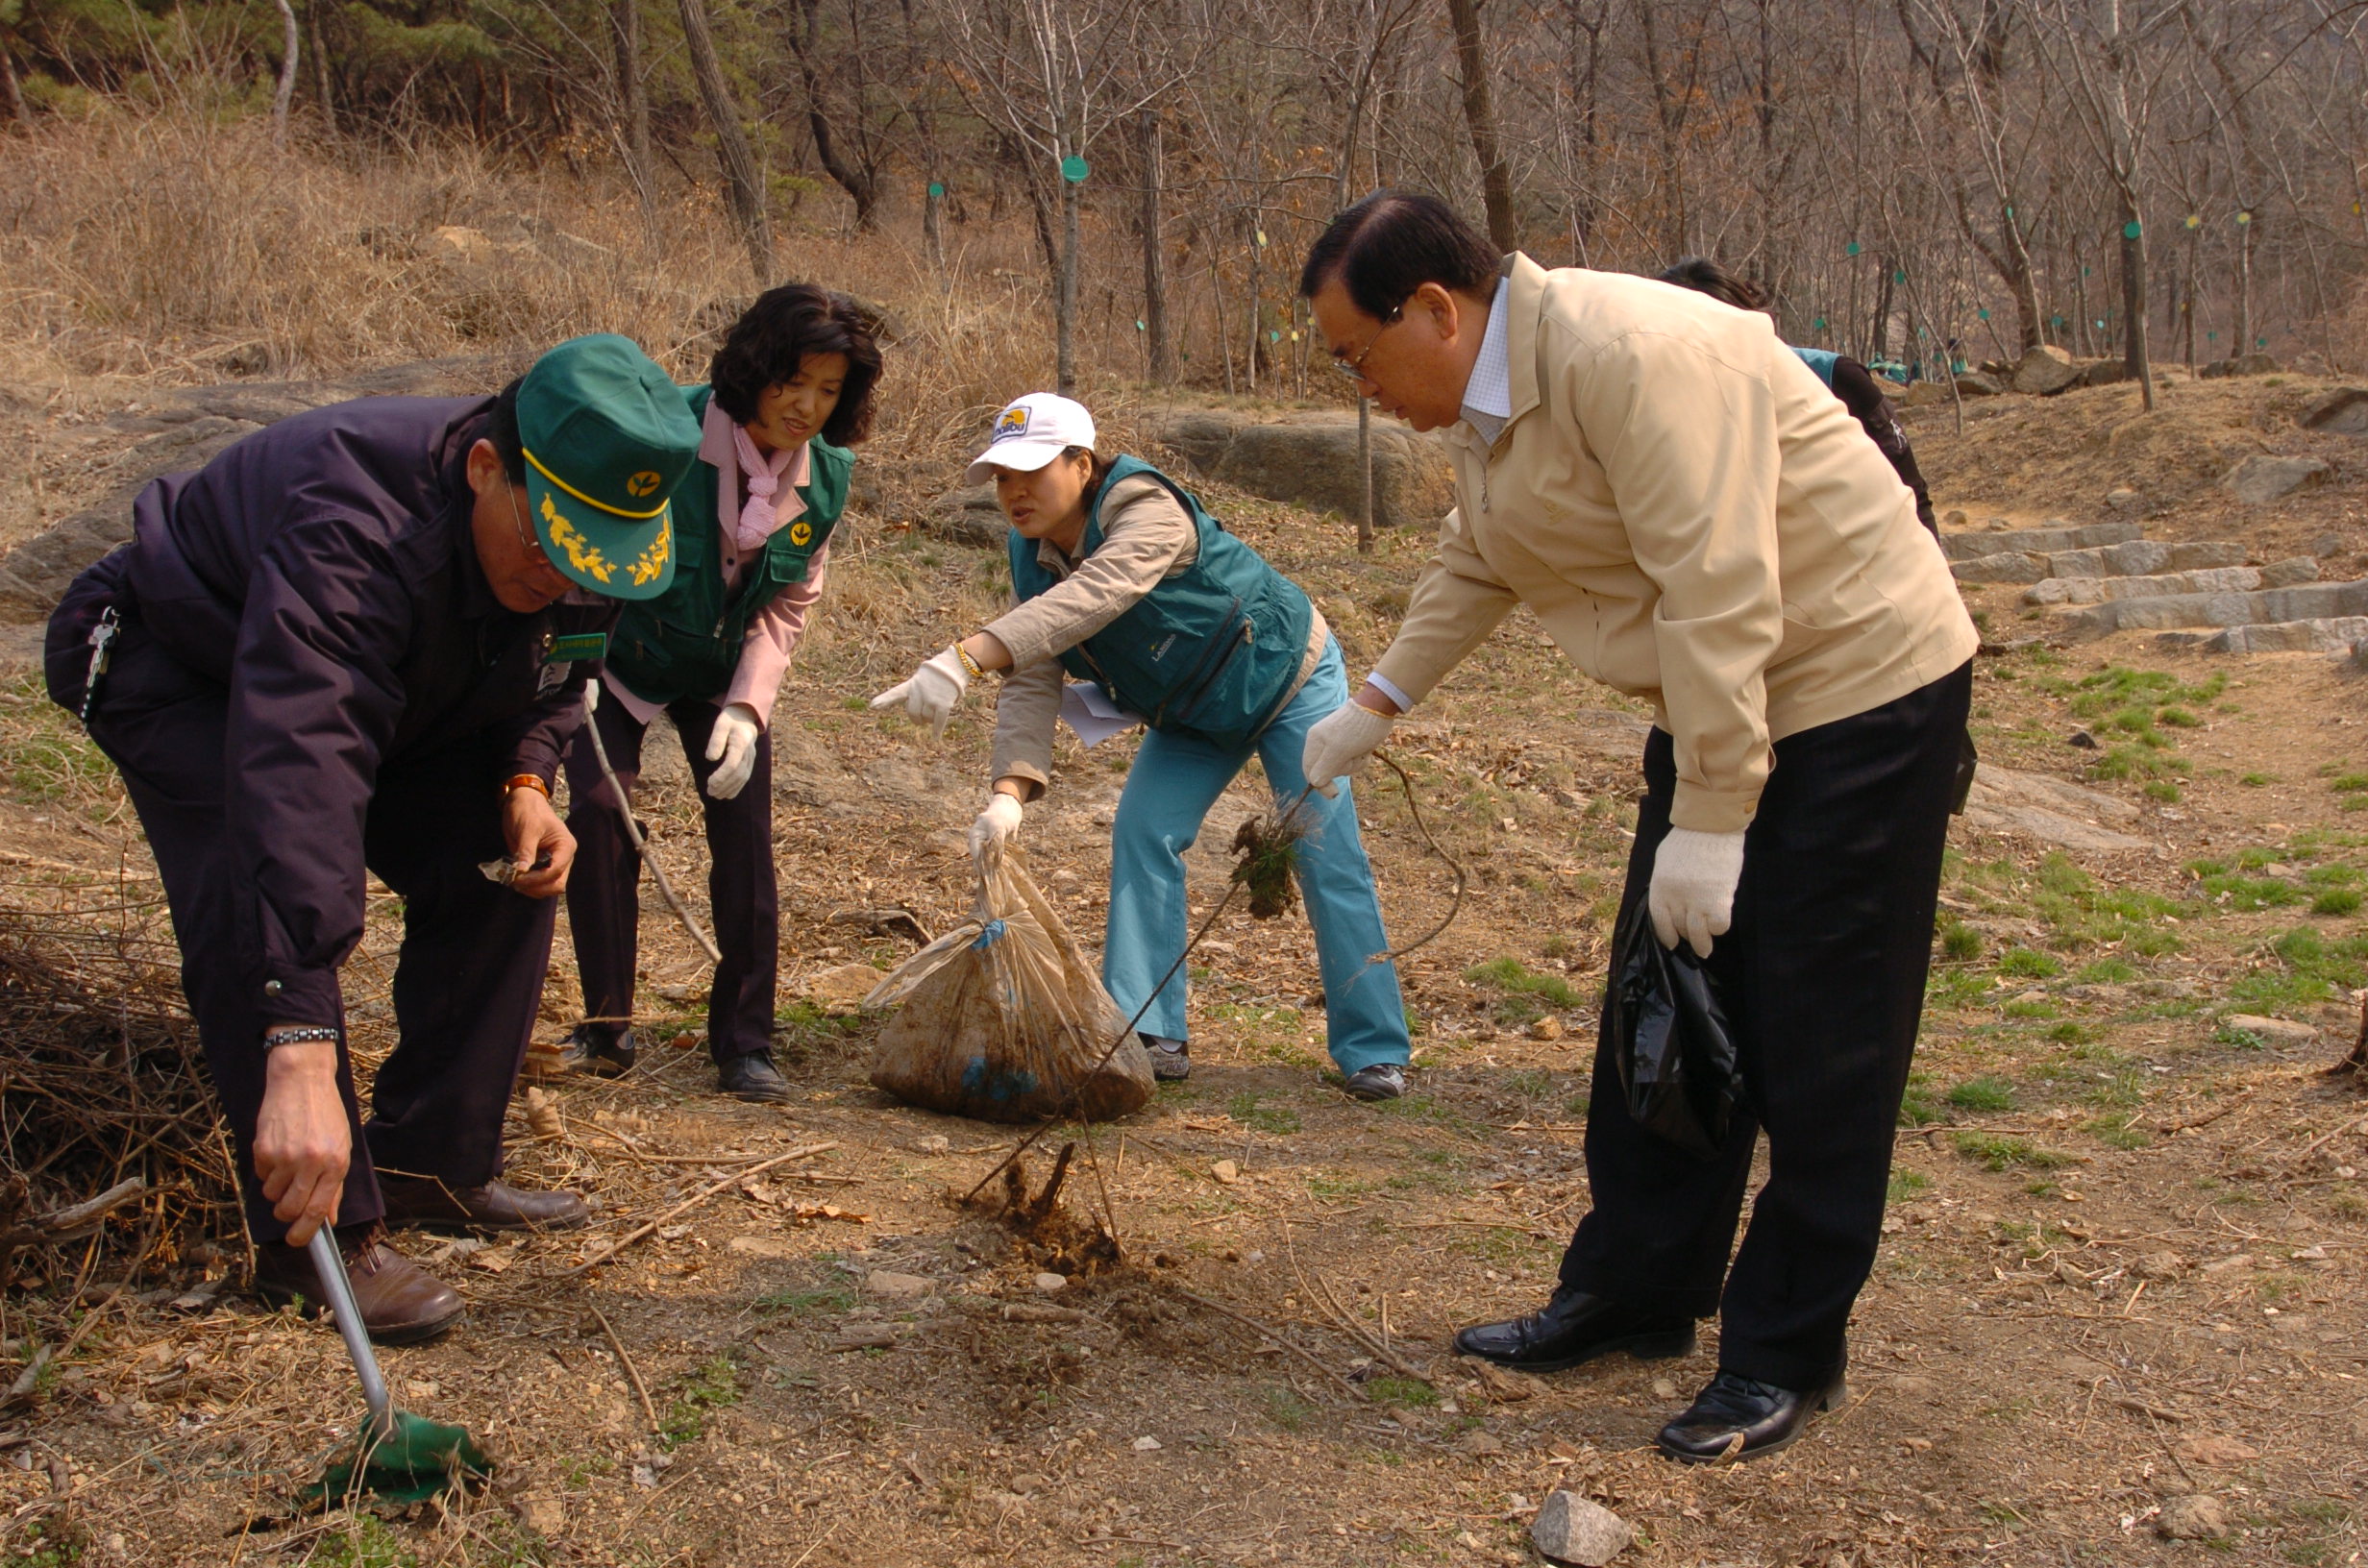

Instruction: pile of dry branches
[0,904,236,1294]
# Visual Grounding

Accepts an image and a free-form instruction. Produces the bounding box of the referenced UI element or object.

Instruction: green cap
[515,334,700,600]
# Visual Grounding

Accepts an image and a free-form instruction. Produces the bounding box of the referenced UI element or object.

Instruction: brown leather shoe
[379,1175,591,1234]
[252,1226,464,1346]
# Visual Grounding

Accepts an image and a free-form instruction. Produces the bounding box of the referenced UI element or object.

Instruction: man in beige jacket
[1297,191,1978,1463]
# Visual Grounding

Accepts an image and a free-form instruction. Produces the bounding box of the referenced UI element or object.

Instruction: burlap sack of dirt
[863,855,1151,1123]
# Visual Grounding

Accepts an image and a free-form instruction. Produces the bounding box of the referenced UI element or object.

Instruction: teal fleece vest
[608,385,851,704]
[1791,346,1841,388]
[1007,455,1314,750]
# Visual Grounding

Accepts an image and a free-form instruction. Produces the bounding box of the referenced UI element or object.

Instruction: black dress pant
[1560,661,1973,1389]
[562,693,777,1066]
[83,623,556,1244]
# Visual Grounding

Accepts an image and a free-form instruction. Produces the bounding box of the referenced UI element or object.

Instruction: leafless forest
[6,0,2368,396]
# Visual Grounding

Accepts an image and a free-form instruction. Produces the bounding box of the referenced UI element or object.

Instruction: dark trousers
[563,693,777,1066]
[1560,661,1973,1389]
[83,625,555,1244]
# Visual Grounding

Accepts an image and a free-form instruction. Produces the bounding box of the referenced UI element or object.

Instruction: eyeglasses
[1329,301,1407,381]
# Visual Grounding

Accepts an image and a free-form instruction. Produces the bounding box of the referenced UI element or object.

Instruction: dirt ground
[0,370,2362,1568]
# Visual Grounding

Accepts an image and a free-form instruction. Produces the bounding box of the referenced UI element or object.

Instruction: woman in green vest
[562,286,880,1102]
[870,394,1413,1099]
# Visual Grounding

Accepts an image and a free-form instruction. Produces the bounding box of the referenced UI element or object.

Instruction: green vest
[607,385,851,704]
[1006,455,1314,750]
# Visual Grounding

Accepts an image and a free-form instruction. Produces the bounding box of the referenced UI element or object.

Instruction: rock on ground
[2199,352,2280,379]
[2222,454,2332,505]
[1939,520,2140,562]
[1954,372,2004,397]
[1950,551,2047,584]
[1530,1491,1634,1566]
[1959,765,2150,853]
[2158,616,2368,654]
[2221,1015,2319,1047]
[2043,539,2245,577]
[2010,344,2082,396]
[1143,409,1454,532]
[2303,387,2368,436]
[2155,1494,2231,1540]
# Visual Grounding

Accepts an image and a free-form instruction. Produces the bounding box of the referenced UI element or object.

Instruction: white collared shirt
[1459,274,1515,445]
[1367,273,1514,715]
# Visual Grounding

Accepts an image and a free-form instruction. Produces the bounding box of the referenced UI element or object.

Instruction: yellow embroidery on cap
[789,520,813,546]
[625,515,672,587]
[627,470,663,498]
[540,493,615,583]
[995,404,1029,438]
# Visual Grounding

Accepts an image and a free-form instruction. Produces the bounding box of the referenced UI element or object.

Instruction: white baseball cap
[965,393,1097,485]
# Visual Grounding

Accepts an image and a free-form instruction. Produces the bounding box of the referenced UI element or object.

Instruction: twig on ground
[562,1143,838,1276]
[1169,1286,1365,1401]
[588,1302,659,1434]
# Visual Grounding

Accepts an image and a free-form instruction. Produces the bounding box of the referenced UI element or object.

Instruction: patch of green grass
[754,1286,855,1321]
[1501,1068,1554,1100]
[2074,958,2136,984]
[1227,1090,1301,1136]
[2002,997,2059,1020]
[1897,1071,1945,1128]
[2312,890,2363,917]
[1937,920,1984,963]
[1947,1076,2016,1113]
[1998,947,2061,979]
[2329,773,2368,794]
[659,1356,745,1450]
[2225,927,2368,1014]
[1208,1001,1316,1066]
[1887,1167,1933,1203]
[2085,1114,2150,1150]
[1264,1385,1315,1432]
[2142,780,2182,803]
[2240,772,2276,787]
[2304,863,2362,887]
[1466,956,1582,1026]
[308,1519,421,1568]
[1951,1133,2075,1171]
[1365,1375,1439,1409]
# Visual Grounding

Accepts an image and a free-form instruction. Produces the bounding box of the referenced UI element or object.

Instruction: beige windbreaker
[1371,253,1980,834]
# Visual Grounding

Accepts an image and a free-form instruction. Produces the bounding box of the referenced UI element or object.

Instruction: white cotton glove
[1300,700,1396,799]
[868,646,971,739]
[969,793,1024,870]
[1646,826,1746,958]
[702,702,762,799]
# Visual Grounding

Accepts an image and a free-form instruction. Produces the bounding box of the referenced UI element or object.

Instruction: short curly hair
[707,284,884,446]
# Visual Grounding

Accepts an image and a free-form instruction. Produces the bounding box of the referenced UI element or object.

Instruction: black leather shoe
[560,1026,636,1078]
[1453,1287,1695,1372]
[718,1050,793,1103]
[1655,1369,1848,1464]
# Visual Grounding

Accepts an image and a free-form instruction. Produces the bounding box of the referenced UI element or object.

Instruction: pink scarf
[728,423,801,551]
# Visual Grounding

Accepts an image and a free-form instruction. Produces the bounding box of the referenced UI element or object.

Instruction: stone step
[2042,539,2247,578]
[2024,557,2317,606]
[2157,617,2368,654]
[1940,520,2142,563]
[2055,579,2368,640]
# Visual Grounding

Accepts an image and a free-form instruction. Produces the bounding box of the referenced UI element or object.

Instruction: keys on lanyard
[78,607,120,725]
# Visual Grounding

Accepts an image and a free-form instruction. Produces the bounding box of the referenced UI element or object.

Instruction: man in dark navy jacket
[46,335,699,1342]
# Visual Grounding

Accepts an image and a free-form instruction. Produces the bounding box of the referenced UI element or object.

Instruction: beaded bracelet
[263,1025,340,1050]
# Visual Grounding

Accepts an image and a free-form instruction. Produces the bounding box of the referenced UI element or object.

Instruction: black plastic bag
[1607,895,1740,1159]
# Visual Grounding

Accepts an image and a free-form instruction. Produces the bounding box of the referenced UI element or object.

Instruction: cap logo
[993,405,1031,441]
[789,520,814,547]
[625,515,672,589]
[541,493,615,585]
[626,470,663,498]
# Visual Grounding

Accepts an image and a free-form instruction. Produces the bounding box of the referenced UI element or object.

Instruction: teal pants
[1103,640,1411,1075]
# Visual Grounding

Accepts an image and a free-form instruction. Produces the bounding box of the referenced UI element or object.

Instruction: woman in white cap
[871,394,1413,1099]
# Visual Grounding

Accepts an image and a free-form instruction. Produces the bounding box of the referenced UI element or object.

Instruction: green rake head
[305,1409,494,1507]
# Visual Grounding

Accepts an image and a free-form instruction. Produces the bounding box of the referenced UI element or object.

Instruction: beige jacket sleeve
[1571,326,1785,833]
[979,476,1196,669]
[1370,502,1523,707]
[983,475,1196,795]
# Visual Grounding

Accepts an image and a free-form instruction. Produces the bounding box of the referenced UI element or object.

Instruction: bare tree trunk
[1140,108,1171,383]
[271,0,300,149]
[2119,193,2153,408]
[611,0,654,216]
[678,0,772,286]
[1443,0,1516,251]
[308,0,335,135]
[792,0,879,231]
[923,174,945,270]
[1,42,30,129]
[1057,170,1080,395]
[1869,257,1895,364]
